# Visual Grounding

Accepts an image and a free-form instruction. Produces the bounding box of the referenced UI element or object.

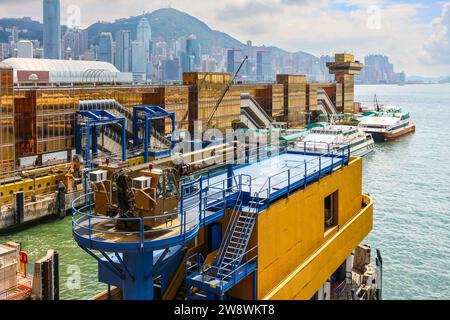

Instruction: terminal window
[324,191,338,231]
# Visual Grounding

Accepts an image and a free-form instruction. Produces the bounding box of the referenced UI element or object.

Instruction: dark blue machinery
[75,109,127,166]
[132,105,176,162]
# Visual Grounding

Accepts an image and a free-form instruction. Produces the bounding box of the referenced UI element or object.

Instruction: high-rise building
[186,35,200,71]
[180,52,189,74]
[62,29,89,60]
[0,43,11,61]
[201,55,216,72]
[359,54,405,84]
[43,0,61,59]
[137,17,152,78]
[227,48,242,74]
[245,41,253,76]
[131,41,146,80]
[98,32,113,63]
[162,57,181,81]
[257,49,272,80]
[115,30,132,72]
[16,40,33,58]
[9,27,20,44]
[137,17,152,58]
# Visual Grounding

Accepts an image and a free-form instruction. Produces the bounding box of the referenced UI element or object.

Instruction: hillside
[0,17,43,43]
[87,8,244,52]
[0,8,317,61]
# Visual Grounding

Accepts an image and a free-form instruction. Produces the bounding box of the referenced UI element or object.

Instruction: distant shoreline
[356,82,449,86]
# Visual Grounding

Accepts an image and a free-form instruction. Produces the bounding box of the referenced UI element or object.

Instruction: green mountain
[0,17,43,43]
[87,8,244,52]
[0,8,317,61]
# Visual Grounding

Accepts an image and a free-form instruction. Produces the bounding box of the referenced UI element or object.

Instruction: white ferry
[358,108,415,142]
[294,125,375,157]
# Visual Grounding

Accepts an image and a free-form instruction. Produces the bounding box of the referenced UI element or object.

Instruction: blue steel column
[121,118,127,161]
[85,123,91,167]
[171,114,176,149]
[91,126,98,158]
[122,251,154,300]
[75,118,82,155]
[144,115,149,163]
[133,108,139,148]
[227,164,233,190]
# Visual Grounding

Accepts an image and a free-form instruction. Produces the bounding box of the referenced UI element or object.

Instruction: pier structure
[71,139,376,300]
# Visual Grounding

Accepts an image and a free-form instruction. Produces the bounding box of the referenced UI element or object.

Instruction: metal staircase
[185,189,264,299]
[214,194,259,279]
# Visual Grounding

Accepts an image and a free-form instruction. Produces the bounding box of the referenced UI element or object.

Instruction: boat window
[324,191,339,231]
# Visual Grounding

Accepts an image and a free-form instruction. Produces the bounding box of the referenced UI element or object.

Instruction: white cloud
[420,2,450,65]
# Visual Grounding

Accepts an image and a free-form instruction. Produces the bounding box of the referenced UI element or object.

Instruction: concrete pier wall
[0,191,84,231]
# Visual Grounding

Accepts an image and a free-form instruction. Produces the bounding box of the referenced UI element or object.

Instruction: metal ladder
[214,193,261,279]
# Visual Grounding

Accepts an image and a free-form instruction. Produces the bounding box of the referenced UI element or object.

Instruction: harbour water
[1,84,449,300]
[357,84,450,300]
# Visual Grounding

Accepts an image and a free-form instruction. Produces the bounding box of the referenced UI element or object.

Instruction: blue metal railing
[72,176,203,249]
[186,246,258,292]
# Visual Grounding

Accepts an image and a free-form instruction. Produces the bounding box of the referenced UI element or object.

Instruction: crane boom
[204,55,248,131]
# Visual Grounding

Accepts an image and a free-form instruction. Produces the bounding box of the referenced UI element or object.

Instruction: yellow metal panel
[256,157,368,299]
[263,195,373,300]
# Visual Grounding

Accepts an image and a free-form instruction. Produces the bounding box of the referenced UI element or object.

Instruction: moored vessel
[293,125,375,157]
[358,109,415,142]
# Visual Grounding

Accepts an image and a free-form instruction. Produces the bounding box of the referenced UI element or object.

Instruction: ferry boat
[293,125,375,157]
[358,108,415,142]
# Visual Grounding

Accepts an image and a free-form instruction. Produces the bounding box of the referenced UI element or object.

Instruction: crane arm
[204,55,248,131]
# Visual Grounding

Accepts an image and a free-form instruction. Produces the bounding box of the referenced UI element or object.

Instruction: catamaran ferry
[358,108,415,142]
[293,125,375,157]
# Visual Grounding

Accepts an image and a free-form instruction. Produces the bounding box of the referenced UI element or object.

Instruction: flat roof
[210,152,343,199]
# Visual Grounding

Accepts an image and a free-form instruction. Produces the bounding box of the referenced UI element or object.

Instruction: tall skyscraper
[131,41,146,80]
[186,35,200,71]
[137,17,152,78]
[257,49,272,80]
[98,32,113,63]
[115,30,132,72]
[137,17,152,58]
[43,0,61,59]
[227,48,241,74]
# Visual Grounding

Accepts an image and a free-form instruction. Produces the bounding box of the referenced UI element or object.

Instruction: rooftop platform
[72,148,350,253]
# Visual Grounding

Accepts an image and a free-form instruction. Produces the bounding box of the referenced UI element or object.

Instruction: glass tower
[43,0,61,59]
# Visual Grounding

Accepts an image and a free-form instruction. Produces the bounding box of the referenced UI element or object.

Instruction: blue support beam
[132,105,176,163]
[75,110,127,166]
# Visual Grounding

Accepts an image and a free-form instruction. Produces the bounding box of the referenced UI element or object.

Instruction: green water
[0,218,103,300]
[1,84,449,300]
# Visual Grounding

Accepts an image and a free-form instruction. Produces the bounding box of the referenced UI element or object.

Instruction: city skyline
[0,6,416,84]
[0,0,449,77]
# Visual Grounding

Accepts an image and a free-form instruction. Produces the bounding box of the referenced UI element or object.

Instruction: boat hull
[351,144,375,157]
[365,125,415,142]
[384,125,416,141]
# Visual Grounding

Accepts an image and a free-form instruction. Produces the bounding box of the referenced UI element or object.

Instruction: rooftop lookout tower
[327,54,364,114]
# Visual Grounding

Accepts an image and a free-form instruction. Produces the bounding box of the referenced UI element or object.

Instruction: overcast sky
[1,0,450,77]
